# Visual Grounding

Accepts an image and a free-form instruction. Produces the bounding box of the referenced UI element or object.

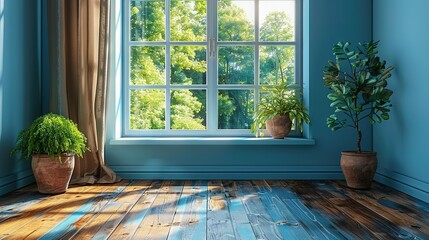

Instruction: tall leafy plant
[323,41,394,152]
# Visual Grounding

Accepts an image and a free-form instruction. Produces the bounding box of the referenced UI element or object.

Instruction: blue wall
[0,0,41,195]
[373,0,429,202]
[105,0,373,179]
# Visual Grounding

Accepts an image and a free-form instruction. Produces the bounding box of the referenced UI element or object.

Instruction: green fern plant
[251,84,310,137]
[12,113,89,161]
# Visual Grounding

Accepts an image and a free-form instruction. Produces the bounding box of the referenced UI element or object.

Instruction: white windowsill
[109,137,315,146]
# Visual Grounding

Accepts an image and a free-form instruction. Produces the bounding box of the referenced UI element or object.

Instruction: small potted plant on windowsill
[251,83,310,138]
[323,40,394,189]
[12,113,88,194]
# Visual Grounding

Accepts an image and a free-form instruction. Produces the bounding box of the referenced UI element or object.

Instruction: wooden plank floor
[1,180,428,239]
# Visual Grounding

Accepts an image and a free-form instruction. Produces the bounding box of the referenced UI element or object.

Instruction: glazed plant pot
[340,151,377,189]
[32,154,75,194]
[266,115,292,139]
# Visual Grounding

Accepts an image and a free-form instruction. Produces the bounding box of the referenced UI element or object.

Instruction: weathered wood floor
[0,180,428,239]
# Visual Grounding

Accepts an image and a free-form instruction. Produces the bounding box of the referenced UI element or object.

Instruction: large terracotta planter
[266,114,292,139]
[32,154,75,194]
[341,151,377,189]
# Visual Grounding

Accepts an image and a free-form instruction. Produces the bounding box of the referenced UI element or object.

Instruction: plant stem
[276,51,285,84]
[356,128,362,153]
[354,97,362,153]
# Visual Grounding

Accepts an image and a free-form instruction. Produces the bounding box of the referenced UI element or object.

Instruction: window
[123,0,301,136]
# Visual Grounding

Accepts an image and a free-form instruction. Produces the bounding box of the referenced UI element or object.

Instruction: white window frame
[123,0,302,137]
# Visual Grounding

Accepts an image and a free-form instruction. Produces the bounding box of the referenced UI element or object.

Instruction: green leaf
[328,60,338,69]
[358,71,367,85]
[330,100,344,108]
[382,89,393,99]
[327,93,338,101]
[349,53,359,60]
[336,57,348,61]
[335,107,348,113]
[333,49,343,55]
[367,78,377,84]
[346,50,355,56]
[343,42,350,48]
[376,106,390,113]
[381,113,389,120]
[375,114,382,123]
[331,125,342,131]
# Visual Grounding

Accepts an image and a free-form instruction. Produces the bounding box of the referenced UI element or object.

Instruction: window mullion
[207,0,218,134]
[255,0,260,113]
[124,0,131,136]
[165,0,171,131]
[295,0,303,86]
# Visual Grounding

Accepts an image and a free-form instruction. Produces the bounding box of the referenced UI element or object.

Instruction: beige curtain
[47,0,120,184]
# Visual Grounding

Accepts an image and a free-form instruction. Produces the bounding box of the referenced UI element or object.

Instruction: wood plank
[132,180,184,240]
[0,184,40,212]
[37,184,126,240]
[167,180,207,240]
[205,180,235,240]
[108,181,164,240]
[0,184,103,239]
[0,184,41,222]
[267,181,348,240]
[222,180,256,240]
[368,181,429,226]
[276,180,379,239]
[0,193,48,223]
[252,180,314,239]
[236,180,282,240]
[2,182,128,240]
[41,180,152,240]
[329,181,429,239]
[34,182,128,240]
[310,181,421,239]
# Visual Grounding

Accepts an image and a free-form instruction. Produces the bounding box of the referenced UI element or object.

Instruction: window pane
[170,0,207,41]
[218,90,254,129]
[171,46,207,85]
[130,0,165,41]
[218,46,254,84]
[259,0,295,42]
[130,89,166,129]
[130,46,166,85]
[125,0,299,135]
[218,0,254,41]
[260,46,295,85]
[171,90,207,130]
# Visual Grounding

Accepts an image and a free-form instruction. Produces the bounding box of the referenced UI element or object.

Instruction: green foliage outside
[323,41,394,152]
[12,113,88,162]
[129,0,296,131]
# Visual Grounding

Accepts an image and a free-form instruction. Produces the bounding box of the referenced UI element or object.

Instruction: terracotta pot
[266,114,292,139]
[32,154,75,194]
[341,151,377,189]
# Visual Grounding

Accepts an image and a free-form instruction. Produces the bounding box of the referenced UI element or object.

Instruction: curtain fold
[47,0,120,184]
